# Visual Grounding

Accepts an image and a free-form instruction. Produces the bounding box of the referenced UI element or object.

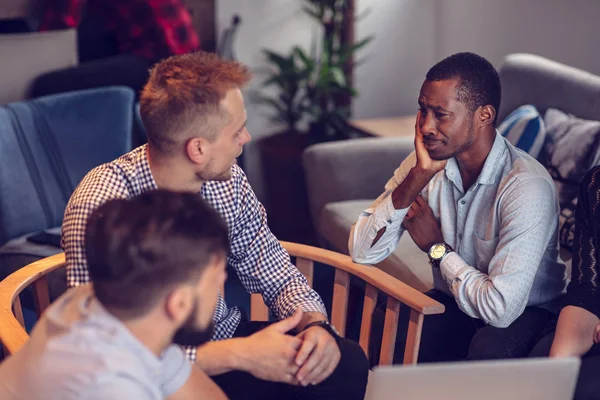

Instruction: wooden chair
[0,242,444,364]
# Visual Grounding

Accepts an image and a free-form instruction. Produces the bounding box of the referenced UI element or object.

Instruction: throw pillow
[540,108,600,250]
[498,104,546,159]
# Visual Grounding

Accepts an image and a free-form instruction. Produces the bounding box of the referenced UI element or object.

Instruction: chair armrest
[0,253,65,355]
[302,137,414,229]
[281,241,443,315]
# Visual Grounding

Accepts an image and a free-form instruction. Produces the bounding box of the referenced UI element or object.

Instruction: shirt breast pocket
[472,233,499,270]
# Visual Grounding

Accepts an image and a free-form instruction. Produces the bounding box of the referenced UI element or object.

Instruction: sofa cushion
[541,108,600,250]
[320,200,432,292]
[0,87,135,246]
[498,104,546,159]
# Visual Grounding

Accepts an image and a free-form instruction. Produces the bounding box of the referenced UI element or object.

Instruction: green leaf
[263,49,294,70]
[350,36,374,52]
[329,66,346,86]
[293,46,312,69]
[338,36,373,64]
[302,5,323,22]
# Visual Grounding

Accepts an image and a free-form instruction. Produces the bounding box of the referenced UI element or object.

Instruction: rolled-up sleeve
[349,152,417,264]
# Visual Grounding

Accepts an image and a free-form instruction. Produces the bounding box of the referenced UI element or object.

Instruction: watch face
[429,244,447,259]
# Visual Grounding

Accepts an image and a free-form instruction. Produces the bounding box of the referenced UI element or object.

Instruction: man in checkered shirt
[62,51,368,399]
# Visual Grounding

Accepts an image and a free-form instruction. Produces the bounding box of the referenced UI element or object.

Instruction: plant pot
[257,131,316,244]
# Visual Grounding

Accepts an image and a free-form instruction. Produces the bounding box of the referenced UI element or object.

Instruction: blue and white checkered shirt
[62,145,327,360]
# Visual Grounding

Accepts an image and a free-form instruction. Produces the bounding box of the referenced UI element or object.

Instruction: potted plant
[257,0,372,243]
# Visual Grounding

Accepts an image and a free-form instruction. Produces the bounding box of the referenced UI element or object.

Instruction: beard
[172,310,215,347]
[195,162,233,182]
[430,123,475,161]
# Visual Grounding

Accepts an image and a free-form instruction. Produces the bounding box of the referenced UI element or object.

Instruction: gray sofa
[303,53,600,292]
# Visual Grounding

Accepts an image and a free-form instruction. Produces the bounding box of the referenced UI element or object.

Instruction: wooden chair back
[0,243,444,364]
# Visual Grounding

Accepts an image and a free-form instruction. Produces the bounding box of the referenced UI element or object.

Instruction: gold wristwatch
[428,243,454,268]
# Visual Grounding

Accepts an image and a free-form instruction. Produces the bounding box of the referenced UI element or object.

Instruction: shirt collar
[444,130,506,189]
[138,144,159,192]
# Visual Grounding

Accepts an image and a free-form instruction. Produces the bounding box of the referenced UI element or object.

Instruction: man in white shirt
[349,52,567,363]
[0,190,230,399]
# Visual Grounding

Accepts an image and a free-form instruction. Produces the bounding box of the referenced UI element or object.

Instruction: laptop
[366,357,580,400]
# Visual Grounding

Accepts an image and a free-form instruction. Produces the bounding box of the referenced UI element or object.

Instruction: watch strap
[302,320,341,343]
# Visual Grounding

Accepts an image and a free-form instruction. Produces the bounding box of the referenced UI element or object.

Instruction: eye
[418,108,426,117]
[435,112,446,119]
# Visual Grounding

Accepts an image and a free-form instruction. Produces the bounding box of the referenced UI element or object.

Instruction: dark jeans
[530,329,600,400]
[211,321,369,400]
[369,290,555,365]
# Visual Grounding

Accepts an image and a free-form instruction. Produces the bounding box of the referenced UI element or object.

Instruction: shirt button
[460,200,466,205]
[458,234,463,240]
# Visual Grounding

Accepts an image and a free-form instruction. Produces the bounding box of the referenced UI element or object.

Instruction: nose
[420,111,437,136]
[240,127,251,145]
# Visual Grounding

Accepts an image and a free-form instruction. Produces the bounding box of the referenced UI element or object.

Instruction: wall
[353,0,437,119]
[354,0,600,119]
[217,0,600,198]
[436,0,600,74]
[217,0,316,199]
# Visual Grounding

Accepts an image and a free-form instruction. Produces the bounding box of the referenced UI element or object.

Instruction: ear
[185,137,209,166]
[478,105,496,127]
[165,286,193,325]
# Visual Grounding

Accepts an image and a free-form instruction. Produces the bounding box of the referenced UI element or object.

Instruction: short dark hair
[85,190,229,318]
[140,51,252,154]
[426,52,501,124]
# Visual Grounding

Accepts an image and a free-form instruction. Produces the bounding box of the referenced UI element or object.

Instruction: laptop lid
[366,357,580,400]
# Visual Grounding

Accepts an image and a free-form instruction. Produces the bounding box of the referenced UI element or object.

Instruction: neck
[122,315,173,357]
[147,145,204,193]
[455,127,496,190]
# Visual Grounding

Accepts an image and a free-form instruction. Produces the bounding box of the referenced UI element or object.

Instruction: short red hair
[140,51,252,153]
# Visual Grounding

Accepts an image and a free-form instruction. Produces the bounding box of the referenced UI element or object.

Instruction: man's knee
[338,338,369,379]
[467,328,511,360]
[467,326,529,360]
[308,338,368,400]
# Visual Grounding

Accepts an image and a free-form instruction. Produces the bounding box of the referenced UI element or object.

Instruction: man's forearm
[391,167,434,210]
[195,338,248,376]
[550,306,599,357]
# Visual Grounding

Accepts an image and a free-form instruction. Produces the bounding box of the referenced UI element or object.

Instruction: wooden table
[349,115,417,138]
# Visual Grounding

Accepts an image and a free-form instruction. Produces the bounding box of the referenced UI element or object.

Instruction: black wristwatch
[302,320,341,343]
[428,242,454,268]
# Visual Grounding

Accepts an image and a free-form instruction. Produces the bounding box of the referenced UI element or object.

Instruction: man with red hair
[61,51,368,399]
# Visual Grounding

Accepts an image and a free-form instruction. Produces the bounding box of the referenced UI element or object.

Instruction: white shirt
[349,133,568,328]
[0,285,191,400]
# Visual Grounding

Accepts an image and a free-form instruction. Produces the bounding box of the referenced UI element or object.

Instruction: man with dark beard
[0,190,230,399]
[349,52,567,364]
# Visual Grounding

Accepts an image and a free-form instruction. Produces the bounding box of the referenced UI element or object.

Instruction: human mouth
[423,137,444,150]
